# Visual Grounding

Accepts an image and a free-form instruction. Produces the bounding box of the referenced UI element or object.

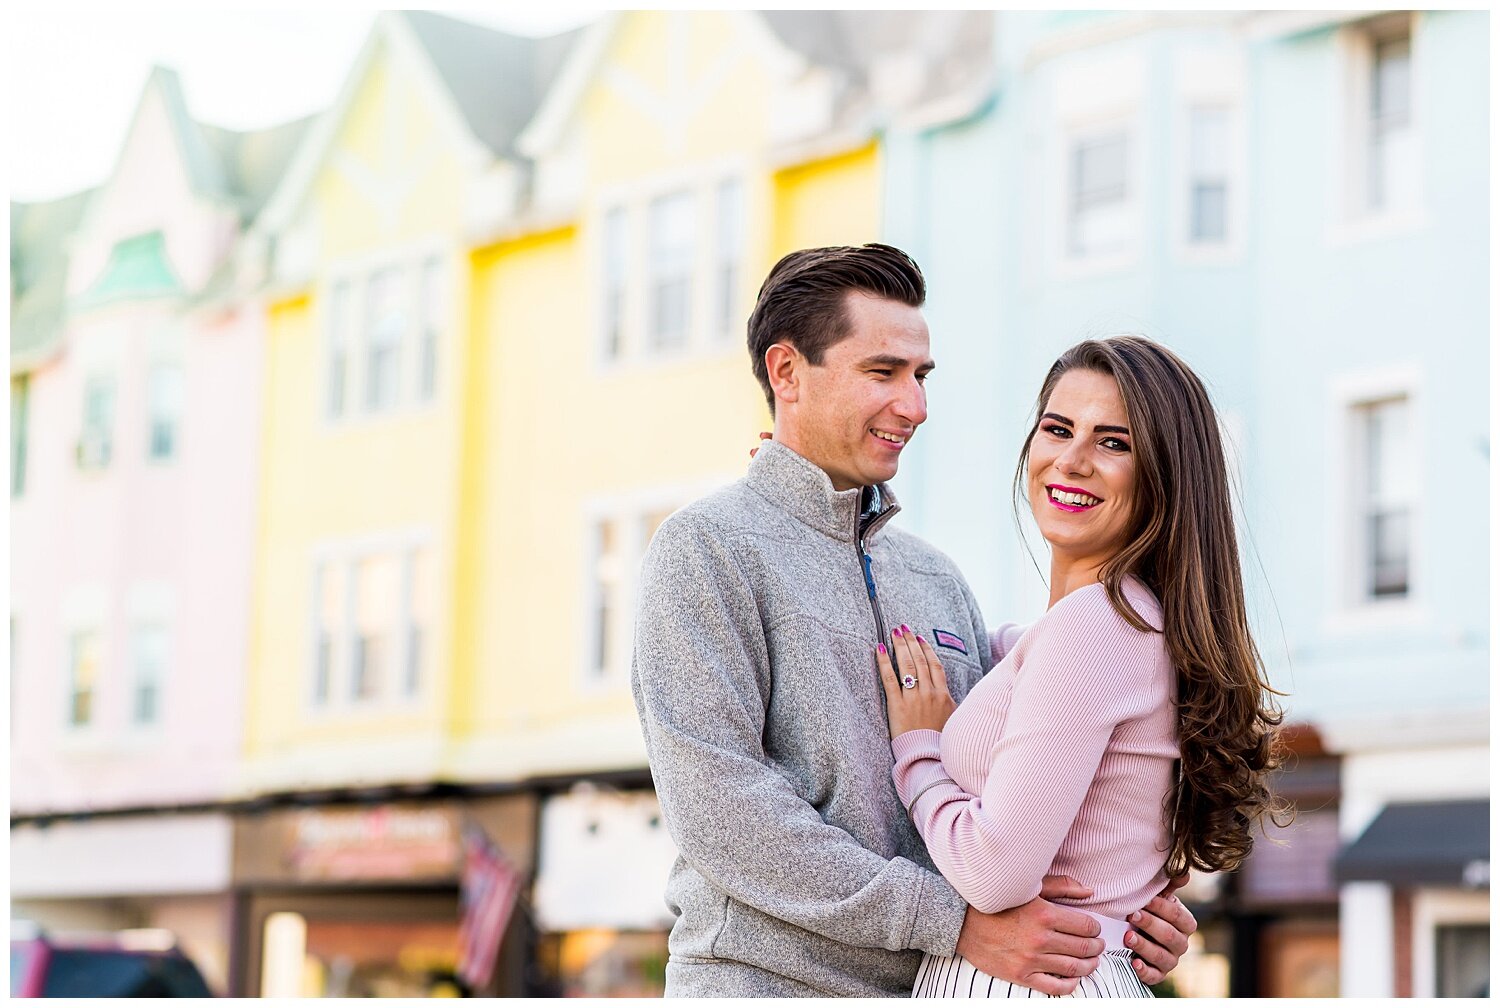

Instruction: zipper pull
[861,551,878,600]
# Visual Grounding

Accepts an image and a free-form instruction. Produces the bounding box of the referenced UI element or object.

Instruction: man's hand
[954,876,1103,996]
[1122,879,1198,985]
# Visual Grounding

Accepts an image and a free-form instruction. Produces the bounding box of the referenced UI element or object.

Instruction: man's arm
[630,513,965,955]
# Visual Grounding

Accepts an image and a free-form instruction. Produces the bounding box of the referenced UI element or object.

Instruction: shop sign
[286,806,459,882]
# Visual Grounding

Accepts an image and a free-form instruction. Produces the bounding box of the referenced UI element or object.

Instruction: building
[883,9,1489,997]
[9,66,308,995]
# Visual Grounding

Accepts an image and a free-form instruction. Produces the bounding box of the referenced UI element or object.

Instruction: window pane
[327,281,350,418]
[314,562,341,705]
[68,631,100,727]
[1189,106,1230,244]
[1369,34,1413,211]
[1436,924,1489,998]
[147,363,184,460]
[593,519,620,677]
[132,625,168,725]
[1069,133,1129,257]
[80,374,115,469]
[352,554,399,700]
[648,191,695,352]
[1356,397,1412,600]
[405,547,433,697]
[602,207,627,360]
[715,179,744,338]
[364,268,406,412]
[12,375,28,497]
[417,259,441,401]
[1191,183,1228,243]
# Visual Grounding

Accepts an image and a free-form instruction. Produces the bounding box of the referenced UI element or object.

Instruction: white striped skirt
[913,911,1153,999]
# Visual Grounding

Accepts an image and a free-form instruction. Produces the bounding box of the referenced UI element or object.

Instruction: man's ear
[765,342,802,408]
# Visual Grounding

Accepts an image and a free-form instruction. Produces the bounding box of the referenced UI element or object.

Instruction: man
[631,245,1195,997]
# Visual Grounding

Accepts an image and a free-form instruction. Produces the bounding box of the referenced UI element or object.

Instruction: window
[1368,31,1413,213]
[131,624,168,725]
[416,257,442,401]
[78,373,115,470]
[1188,105,1230,244]
[714,178,745,339]
[1352,396,1412,600]
[586,503,680,685]
[590,519,623,681]
[326,256,446,420]
[601,207,627,361]
[1068,131,1130,258]
[1436,924,1488,998]
[648,191,695,352]
[11,375,28,496]
[325,280,351,419]
[146,361,184,461]
[67,631,100,728]
[598,174,748,364]
[310,542,430,709]
[363,267,405,413]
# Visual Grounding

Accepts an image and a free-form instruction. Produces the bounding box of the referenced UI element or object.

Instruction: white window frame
[124,582,174,737]
[306,529,435,716]
[1045,51,1145,280]
[578,477,734,694]
[319,240,451,428]
[1324,366,1426,632]
[58,586,108,743]
[590,159,752,373]
[1170,46,1249,265]
[1331,12,1428,243]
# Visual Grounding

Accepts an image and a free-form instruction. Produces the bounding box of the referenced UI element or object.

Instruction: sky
[6,8,601,203]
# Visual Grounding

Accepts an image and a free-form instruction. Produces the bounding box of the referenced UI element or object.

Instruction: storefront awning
[1334,800,1489,887]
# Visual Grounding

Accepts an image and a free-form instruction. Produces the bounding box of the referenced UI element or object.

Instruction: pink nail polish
[916,634,925,644]
[893,626,903,637]
[877,643,887,654]
[901,624,910,633]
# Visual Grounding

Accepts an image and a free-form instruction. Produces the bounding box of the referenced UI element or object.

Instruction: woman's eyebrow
[1041,412,1073,426]
[1041,412,1129,435]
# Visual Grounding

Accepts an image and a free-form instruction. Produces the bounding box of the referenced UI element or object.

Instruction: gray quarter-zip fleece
[631,439,992,997]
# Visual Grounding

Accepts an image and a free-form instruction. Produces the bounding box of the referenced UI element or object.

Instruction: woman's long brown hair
[1014,336,1290,876]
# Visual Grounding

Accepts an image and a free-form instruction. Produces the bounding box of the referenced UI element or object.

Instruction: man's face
[785,293,933,492]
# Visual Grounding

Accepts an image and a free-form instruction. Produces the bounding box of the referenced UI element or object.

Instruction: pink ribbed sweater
[892,576,1178,919]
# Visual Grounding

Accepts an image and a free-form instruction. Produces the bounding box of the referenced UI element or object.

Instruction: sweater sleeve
[892,590,1158,914]
[987,623,1027,670]
[632,513,968,957]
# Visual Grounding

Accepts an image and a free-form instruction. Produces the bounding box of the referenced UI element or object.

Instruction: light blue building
[884,10,1488,998]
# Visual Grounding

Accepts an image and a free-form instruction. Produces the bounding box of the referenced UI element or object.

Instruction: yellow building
[236,12,576,996]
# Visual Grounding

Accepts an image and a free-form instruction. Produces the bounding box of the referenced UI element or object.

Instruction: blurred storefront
[10,812,236,995]
[228,793,535,997]
[531,784,678,997]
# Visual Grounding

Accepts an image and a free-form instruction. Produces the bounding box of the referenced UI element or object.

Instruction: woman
[876,336,1285,998]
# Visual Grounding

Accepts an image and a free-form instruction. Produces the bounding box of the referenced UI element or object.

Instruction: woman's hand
[875,625,956,738]
[748,431,772,458]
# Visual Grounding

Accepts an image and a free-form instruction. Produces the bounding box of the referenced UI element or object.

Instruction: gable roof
[10,76,312,371]
[520,11,995,158]
[399,10,582,159]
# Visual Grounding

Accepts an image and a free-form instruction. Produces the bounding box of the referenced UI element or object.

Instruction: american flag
[457,821,523,992]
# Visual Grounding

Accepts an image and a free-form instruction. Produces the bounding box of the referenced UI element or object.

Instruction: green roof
[75,231,182,309]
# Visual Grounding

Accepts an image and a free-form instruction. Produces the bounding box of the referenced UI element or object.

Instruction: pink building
[9,67,307,994]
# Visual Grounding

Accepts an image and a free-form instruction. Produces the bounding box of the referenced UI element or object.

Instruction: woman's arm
[889,594,1159,914]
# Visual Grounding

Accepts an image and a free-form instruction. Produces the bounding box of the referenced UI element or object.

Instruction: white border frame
[1323,364,1427,633]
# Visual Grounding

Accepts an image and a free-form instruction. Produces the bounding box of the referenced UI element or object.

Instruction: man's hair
[746,244,926,414]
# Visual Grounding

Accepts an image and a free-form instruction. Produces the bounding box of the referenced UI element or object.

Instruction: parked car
[11,925,214,997]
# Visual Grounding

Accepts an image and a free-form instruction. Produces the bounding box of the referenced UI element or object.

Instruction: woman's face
[1027,368,1138,572]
